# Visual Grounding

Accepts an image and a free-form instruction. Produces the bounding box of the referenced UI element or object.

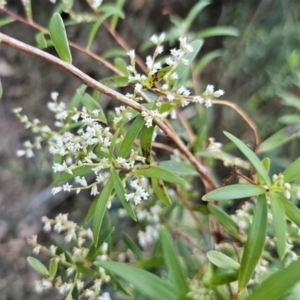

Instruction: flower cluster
[14,92,149,204]
[28,214,111,298]
[126,34,225,127]
[136,204,161,248]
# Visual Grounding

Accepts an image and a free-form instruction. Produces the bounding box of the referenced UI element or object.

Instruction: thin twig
[212,99,260,151]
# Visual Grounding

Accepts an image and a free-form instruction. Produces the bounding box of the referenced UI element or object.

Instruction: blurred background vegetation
[1,0,300,299]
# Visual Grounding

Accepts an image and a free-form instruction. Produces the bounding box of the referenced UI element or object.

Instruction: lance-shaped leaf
[86,227,114,262]
[276,193,300,228]
[140,123,156,164]
[48,258,58,280]
[161,227,189,298]
[122,233,143,260]
[152,178,172,205]
[208,270,238,286]
[269,192,286,260]
[202,184,266,201]
[49,12,72,63]
[208,204,243,241]
[238,194,268,291]
[27,257,49,276]
[96,261,178,300]
[224,132,271,186]
[93,176,114,245]
[54,165,93,184]
[184,0,211,32]
[119,115,145,157]
[246,258,300,300]
[110,167,136,221]
[259,125,300,153]
[196,26,239,39]
[207,250,240,270]
[283,156,300,183]
[135,166,187,186]
[159,160,198,176]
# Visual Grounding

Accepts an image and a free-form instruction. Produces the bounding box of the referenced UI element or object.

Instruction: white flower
[134,83,143,93]
[127,49,135,59]
[97,292,112,300]
[214,89,225,97]
[51,91,59,100]
[125,180,149,205]
[63,182,73,192]
[204,84,214,94]
[51,186,62,195]
[167,93,175,101]
[193,96,204,103]
[165,57,174,66]
[90,184,99,196]
[205,99,212,108]
[91,0,102,9]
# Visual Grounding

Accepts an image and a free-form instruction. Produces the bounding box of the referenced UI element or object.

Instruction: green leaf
[278,114,300,124]
[259,125,300,153]
[27,257,49,276]
[257,157,271,184]
[54,165,93,184]
[114,57,129,76]
[49,258,58,280]
[278,91,300,110]
[109,129,120,160]
[0,17,14,27]
[93,176,114,245]
[87,7,124,49]
[103,48,126,59]
[135,165,187,186]
[110,167,136,221]
[283,156,300,182]
[224,131,271,186]
[195,49,224,73]
[119,115,145,157]
[110,0,125,29]
[159,160,198,176]
[269,192,286,259]
[140,123,155,164]
[68,84,87,110]
[209,270,238,286]
[35,32,48,49]
[80,93,107,123]
[76,265,98,276]
[246,258,300,300]
[184,0,211,32]
[152,178,172,205]
[276,193,300,228]
[86,227,114,262]
[203,184,266,201]
[207,250,240,270]
[238,194,268,291]
[97,261,178,300]
[122,233,143,260]
[208,204,243,241]
[196,26,239,39]
[100,76,128,88]
[161,227,189,297]
[85,194,98,223]
[49,12,72,63]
